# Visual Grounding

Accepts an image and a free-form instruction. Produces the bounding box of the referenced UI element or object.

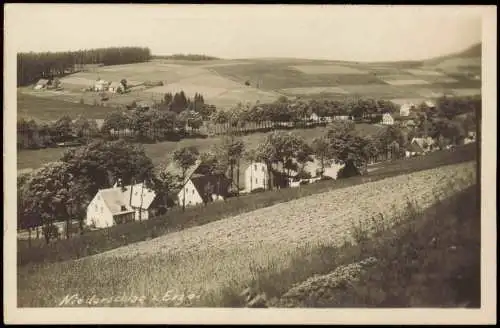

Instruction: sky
[5,4,483,62]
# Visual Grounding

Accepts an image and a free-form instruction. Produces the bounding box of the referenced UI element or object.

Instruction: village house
[34,79,49,90]
[399,103,415,117]
[333,115,352,121]
[405,140,426,158]
[86,181,157,229]
[424,100,436,108]
[244,162,269,192]
[309,112,320,122]
[405,137,436,158]
[108,81,125,93]
[94,79,109,92]
[381,113,395,126]
[463,131,477,145]
[177,160,232,207]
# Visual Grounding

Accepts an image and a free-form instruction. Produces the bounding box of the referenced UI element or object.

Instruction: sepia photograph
[4,4,496,325]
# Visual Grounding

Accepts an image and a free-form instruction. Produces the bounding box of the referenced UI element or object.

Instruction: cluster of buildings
[85,156,346,229]
[91,79,126,93]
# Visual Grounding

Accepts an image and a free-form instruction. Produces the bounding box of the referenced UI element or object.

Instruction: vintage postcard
[4,4,496,325]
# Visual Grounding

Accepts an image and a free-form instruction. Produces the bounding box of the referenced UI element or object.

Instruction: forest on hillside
[17,47,152,86]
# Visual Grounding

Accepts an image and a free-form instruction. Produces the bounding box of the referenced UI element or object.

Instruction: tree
[216,134,245,194]
[18,173,42,245]
[61,139,155,200]
[179,110,203,131]
[311,137,331,178]
[151,165,179,213]
[198,150,228,203]
[102,111,130,136]
[326,129,377,178]
[52,115,74,142]
[120,79,128,91]
[19,162,78,243]
[173,146,199,211]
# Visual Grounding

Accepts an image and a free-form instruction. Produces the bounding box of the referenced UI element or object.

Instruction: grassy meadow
[19,124,383,172]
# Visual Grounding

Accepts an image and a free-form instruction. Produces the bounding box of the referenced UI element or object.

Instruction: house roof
[190,174,231,203]
[97,183,156,215]
[409,141,425,153]
[122,183,157,209]
[98,188,133,215]
[109,81,122,88]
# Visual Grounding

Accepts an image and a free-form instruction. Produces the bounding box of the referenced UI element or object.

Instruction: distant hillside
[152,54,220,61]
[424,43,481,64]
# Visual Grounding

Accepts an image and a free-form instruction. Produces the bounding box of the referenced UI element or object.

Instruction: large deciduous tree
[173,146,199,211]
[61,139,155,199]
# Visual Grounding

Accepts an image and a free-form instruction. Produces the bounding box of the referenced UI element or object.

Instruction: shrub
[251,188,266,194]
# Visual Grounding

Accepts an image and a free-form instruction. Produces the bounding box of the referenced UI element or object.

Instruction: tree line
[17,94,479,151]
[17,120,406,244]
[17,47,152,86]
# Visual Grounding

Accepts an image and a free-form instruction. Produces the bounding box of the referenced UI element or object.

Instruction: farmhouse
[333,115,352,121]
[34,79,49,90]
[244,162,269,192]
[424,100,436,108]
[136,100,154,110]
[86,182,157,229]
[309,112,320,121]
[381,113,395,126]
[94,79,109,92]
[108,81,125,93]
[405,140,426,158]
[399,103,415,117]
[177,160,232,207]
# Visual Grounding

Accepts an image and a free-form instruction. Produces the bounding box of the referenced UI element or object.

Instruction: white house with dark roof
[176,159,232,207]
[108,81,125,93]
[86,182,157,229]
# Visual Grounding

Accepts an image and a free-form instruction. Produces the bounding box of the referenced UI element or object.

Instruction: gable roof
[97,183,156,215]
[409,141,425,153]
[190,174,231,203]
[122,183,157,209]
[98,188,133,215]
[179,159,203,187]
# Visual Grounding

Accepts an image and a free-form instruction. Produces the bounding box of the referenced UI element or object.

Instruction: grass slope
[17,92,114,121]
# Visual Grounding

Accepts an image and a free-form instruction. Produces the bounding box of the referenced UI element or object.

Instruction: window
[255,178,258,184]
[192,189,195,195]
[100,207,103,213]
[134,191,138,196]
[95,204,98,211]
[254,164,257,170]
[261,166,264,172]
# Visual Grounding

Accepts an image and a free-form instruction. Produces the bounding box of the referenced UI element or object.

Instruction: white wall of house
[245,162,269,192]
[400,104,412,116]
[177,179,204,207]
[323,162,344,180]
[86,192,114,229]
[382,114,394,125]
